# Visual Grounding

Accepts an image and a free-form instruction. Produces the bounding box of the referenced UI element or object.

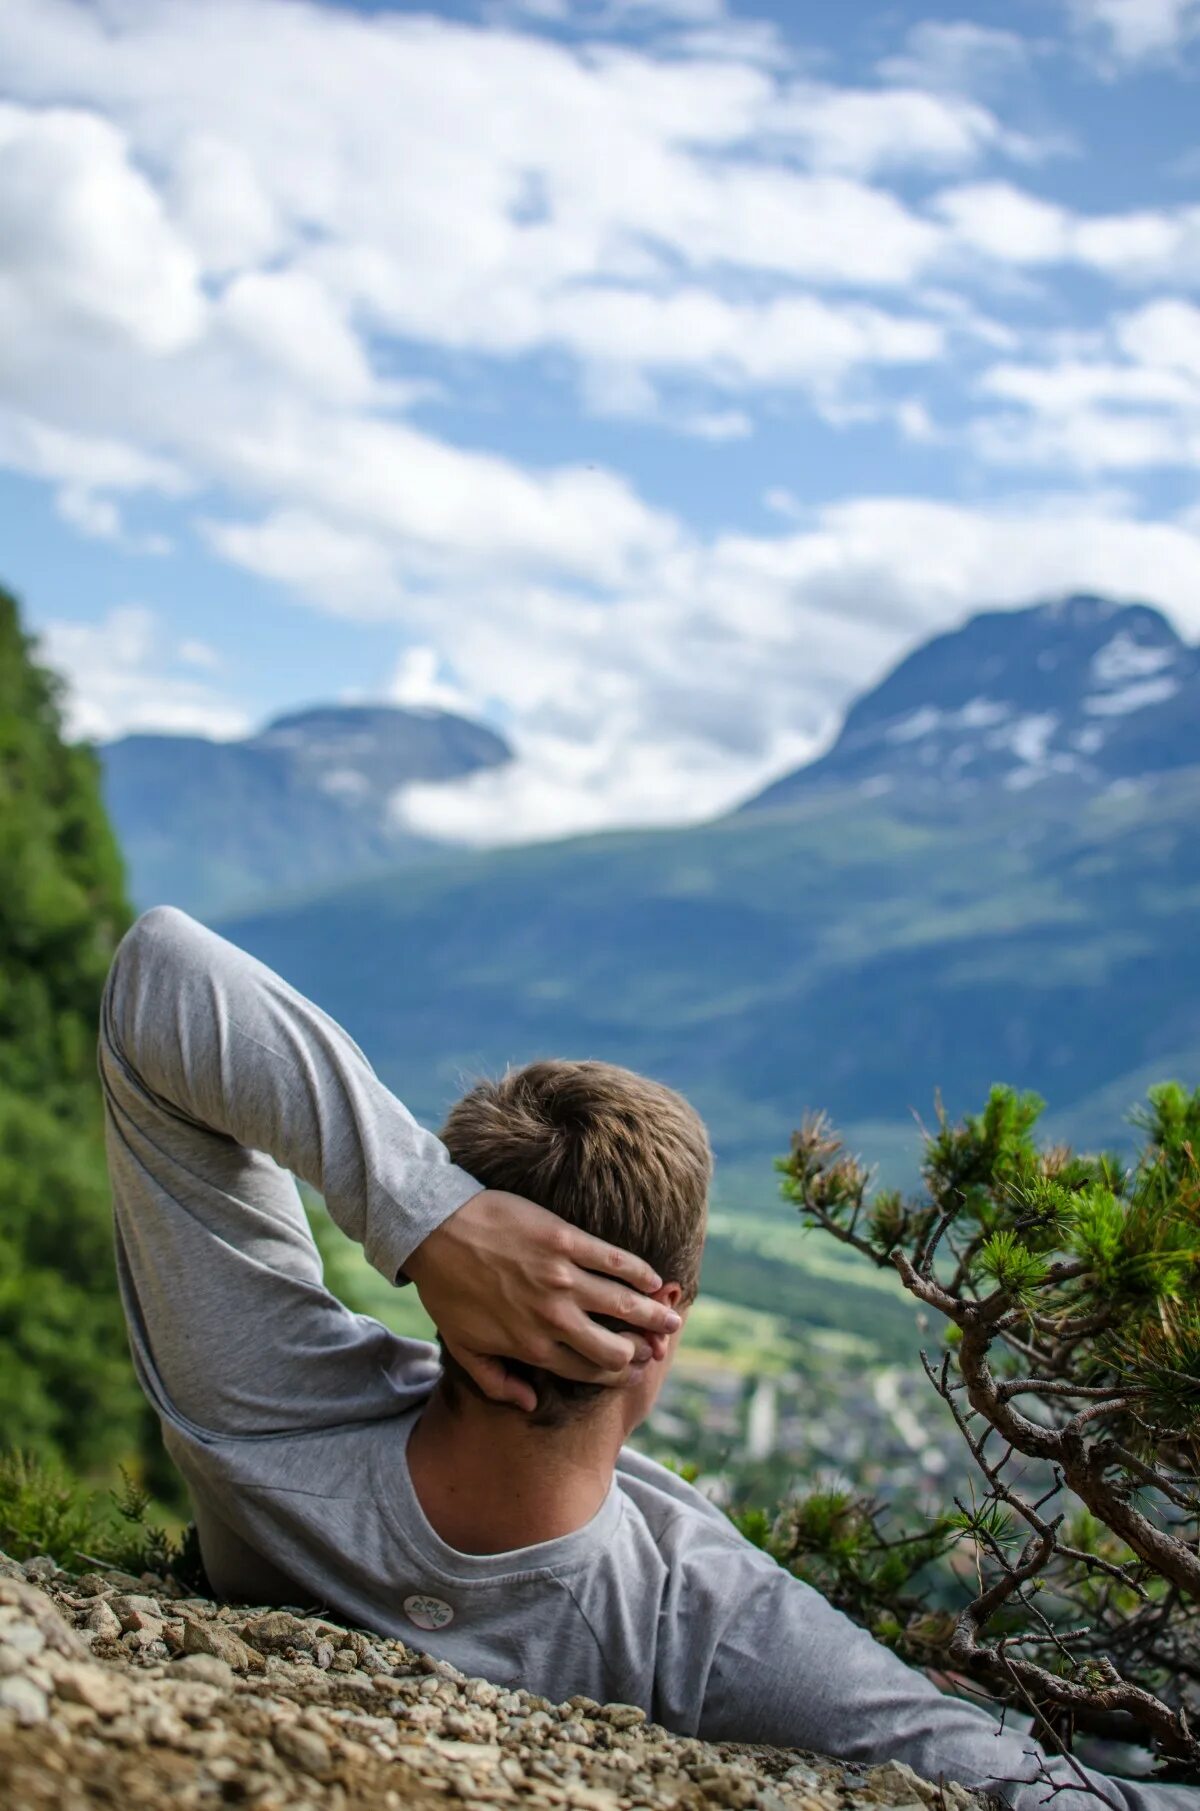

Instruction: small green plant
[0,1450,206,1590]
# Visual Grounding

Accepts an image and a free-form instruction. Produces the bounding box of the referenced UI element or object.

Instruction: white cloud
[878,22,1035,94]
[936,180,1200,283]
[55,486,122,542]
[937,181,1068,263]
[0,412,188,551]
[763,81,1038,177]
[1116,296,1200,375]
[389,645,481,718]
[0,102,203,355]
[970,297,1200,473]
[1065,0,1200,63]
[541,287,944,392]
[217,270,371,406]
[37,606,251,741]
[206,417,680,593]
[3,0,1200,840]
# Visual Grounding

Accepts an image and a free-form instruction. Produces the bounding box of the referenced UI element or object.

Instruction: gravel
[0,1547,992,1811]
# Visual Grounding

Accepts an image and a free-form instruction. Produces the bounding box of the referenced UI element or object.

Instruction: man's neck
[406,1385,626,1555]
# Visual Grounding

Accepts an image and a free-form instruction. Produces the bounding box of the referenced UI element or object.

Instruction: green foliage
[0,589,129,1105]
[977,1227,1050,1303]
[779,1083,1200,1776]
[760,1483,958,1653]
[0,585,138,1472]
[0,1451,204,1588]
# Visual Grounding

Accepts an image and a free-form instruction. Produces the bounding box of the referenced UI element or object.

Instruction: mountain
[100,703,512,917]
[211,597,1200,1363]
[741,595,1200,812]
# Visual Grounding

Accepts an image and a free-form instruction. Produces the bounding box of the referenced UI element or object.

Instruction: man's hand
[404,1189,682,1411]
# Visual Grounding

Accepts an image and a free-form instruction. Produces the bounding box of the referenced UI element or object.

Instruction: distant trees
[775,1083,1200,1787]
[0,585,144,1473]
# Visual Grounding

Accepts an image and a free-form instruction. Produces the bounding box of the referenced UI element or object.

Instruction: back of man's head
[439,1059,711,1425]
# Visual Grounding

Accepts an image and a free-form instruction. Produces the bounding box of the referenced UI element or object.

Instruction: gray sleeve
[98,904,481,1437]
[702,1558,1198,1811]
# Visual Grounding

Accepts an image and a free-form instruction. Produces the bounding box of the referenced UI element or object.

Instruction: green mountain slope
[220,763,1200,1363]
[224,771,1200,1161]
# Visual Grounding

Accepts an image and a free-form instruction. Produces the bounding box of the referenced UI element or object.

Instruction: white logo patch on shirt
[404,1593,454,1631]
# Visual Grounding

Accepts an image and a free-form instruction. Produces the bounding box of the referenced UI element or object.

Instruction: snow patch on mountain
[1090,632,1177,685]
[740,595,1200,815]
[1083,676,1181,716]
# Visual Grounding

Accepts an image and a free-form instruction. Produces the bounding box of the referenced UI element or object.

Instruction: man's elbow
[103,905,199,1053]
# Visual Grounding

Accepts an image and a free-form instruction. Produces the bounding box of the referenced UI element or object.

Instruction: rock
[0,1673,50,1724]
[72,1573,113,1598]
[273,1722,331,1775]
[0,1621,46,1659]
[606,1704,646,1730]
[21,1556,57,1583]
[84,1599,123,1640]
[0,1574,90,1661]
[52,1659,129,1717]
[109,1593,164,1634]
[241,1609,319,1653]
[171,1652,234,1688]
[180,1615,260,1671]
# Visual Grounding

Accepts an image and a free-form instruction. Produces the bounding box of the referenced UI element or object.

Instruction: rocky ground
[0,1549,990,1811]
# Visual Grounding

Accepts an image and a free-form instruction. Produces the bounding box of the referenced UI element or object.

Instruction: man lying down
[99,907,1197,1811]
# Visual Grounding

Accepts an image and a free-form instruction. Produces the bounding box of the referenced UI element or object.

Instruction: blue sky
[2,0,1200,839]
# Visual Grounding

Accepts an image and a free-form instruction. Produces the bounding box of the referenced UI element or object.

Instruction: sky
[2,0,1200,842]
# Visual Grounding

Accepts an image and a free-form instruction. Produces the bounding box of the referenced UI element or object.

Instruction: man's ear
[641,1281,685,1364]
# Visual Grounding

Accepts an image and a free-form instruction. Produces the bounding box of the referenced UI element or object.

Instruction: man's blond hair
[438,1058,712,1423]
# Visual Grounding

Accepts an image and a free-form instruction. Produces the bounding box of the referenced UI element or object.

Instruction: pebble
[0,1673,50,1724]
[72,1573,114,1599]
[181,1614,259,1671]
[171,1652,235,1688]
[1,1620,46,1658]
[0,1544,995,1811]
[273,1722,332,1775]
[53,1659,129,1717]
[85,1599,123,1639]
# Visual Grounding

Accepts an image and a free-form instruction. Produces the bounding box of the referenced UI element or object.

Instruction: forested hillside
[0,587,141,1473]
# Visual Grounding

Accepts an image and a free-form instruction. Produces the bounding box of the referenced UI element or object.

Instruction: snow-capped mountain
[101,703,512,916]
[742,595,1200,813]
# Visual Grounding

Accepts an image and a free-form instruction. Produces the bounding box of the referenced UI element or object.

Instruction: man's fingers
[563,1228,662,1295]
[575,1275,682,1335]
[552,1310,640,1374]
[538,1344,631,1388]
[457,1349,537,1414]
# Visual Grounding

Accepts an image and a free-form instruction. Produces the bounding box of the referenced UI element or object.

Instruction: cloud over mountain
[4,0,1200,839]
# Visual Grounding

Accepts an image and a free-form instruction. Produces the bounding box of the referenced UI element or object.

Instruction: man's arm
[99,905,676,1431]
[700,1554,1197,1811]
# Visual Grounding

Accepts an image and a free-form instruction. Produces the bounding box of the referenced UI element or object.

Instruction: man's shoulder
[613,1446,770,1569]
[615,1444,728,1523]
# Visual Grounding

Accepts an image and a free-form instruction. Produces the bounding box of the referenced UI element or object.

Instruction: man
[100,907,1195,1811]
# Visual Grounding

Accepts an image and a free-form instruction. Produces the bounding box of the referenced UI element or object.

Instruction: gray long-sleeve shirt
[98,906,1197,1811]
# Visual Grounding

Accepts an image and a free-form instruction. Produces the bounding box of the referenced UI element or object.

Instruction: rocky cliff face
[0,1550,988,1811]
[742,595,1200,812]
